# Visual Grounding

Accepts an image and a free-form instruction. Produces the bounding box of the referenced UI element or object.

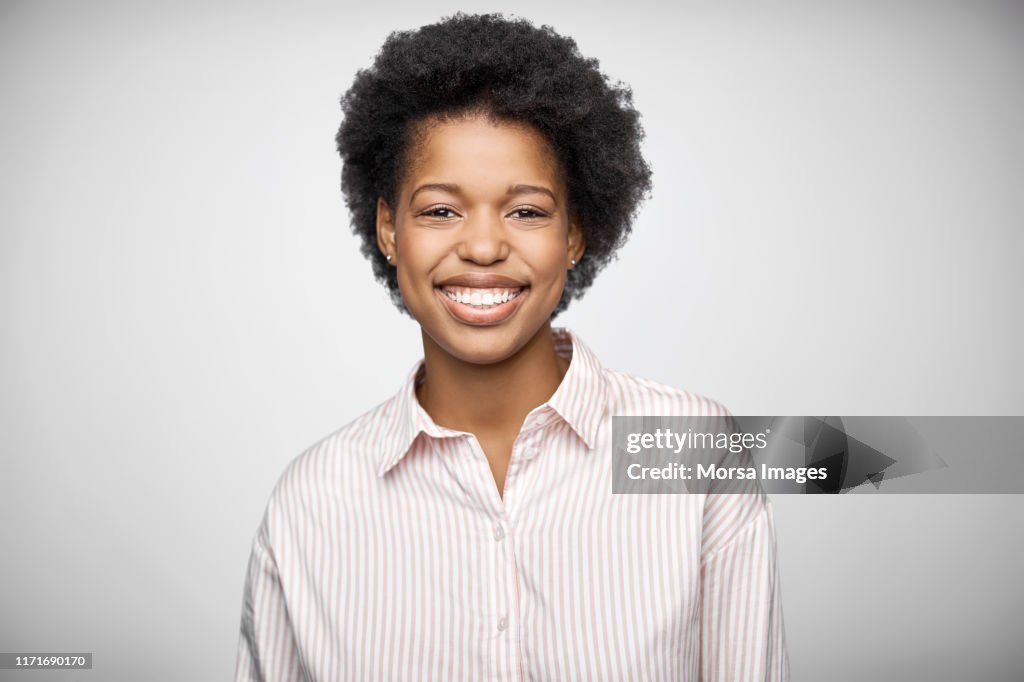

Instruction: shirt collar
[376,327,608,478]
[545,327,608,450]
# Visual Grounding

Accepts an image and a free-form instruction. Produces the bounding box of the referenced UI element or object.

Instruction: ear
[567,211,586,269]
[376,197,397,265]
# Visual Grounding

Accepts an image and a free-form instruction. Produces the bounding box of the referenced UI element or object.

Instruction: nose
[456,210,510,265]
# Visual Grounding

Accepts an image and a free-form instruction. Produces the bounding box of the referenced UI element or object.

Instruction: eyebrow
[408,183,558,204]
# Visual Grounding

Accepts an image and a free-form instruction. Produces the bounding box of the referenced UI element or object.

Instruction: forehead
[402,114,564,196]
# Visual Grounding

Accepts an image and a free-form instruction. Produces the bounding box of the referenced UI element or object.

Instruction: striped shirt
[234,327,789,681]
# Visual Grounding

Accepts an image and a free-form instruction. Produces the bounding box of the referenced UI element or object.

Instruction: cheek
[519,233,568,280]
[396,231,448,284]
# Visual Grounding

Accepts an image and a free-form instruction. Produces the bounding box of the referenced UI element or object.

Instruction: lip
[435,285,529,326]
[436,272,528,288]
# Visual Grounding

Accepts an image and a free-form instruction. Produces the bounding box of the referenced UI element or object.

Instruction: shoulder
[264,396,397,510]
[602,366,733,418]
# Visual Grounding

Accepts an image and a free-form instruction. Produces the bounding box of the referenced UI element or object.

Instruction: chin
[430,323,534,365]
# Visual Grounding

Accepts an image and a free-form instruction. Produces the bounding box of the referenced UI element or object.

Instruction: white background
[2,0,1022,679]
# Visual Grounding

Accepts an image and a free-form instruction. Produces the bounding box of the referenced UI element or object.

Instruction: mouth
[434,285,529,325]
[439,286,524,308]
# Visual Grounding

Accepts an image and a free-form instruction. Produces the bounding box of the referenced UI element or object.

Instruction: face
[376,114,585,365]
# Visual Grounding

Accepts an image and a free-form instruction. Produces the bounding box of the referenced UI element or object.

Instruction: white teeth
[441,287,523,309]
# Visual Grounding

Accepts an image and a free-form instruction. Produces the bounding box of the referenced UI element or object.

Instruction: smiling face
[376,113,585,365]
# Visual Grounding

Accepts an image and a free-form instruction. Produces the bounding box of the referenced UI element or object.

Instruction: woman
[235,13,788,681]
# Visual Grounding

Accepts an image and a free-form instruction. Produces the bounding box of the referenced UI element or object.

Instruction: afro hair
[336,12,652,317]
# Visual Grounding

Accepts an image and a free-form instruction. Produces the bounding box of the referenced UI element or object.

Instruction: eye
[418,205,460,220]
[509,206,549,221]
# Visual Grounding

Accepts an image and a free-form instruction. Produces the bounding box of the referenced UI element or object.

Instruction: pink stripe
[234,328,789,680]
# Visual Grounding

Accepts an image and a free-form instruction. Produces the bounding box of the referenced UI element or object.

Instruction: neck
[415,323,569,435]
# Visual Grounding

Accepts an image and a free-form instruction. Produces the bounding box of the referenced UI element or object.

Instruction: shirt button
[493,525,505,541]
[497,616,508,631]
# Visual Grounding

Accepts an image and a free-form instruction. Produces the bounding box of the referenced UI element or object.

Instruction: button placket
[490,500,522,676]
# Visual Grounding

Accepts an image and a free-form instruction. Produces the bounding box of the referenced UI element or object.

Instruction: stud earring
[570,259,576,267]
[386,254,393,262]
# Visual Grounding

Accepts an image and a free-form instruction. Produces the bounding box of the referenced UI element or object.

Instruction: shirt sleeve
[699,494,790,681]
[234,513,308,682]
